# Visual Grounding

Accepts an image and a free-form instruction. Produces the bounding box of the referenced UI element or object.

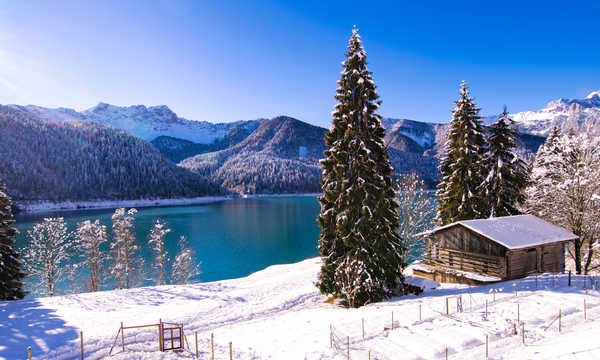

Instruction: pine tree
[525,126,563,218]
[479,108,528,217]
[435,81,487,225]
[148,219,172,285]
[0,182,26,300]
[317,27,404,308]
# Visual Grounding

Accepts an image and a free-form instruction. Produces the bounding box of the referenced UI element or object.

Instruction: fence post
[28,347,31,360]
[517,303,520,324]
[568,271,571,287]
[536,275,538,290]
[559,309,561,332]
[211,333,214,360]
[515,282,518,297]
[521,323,525,344]
[362,318,365,339]
[346,336,350,360]
[195,331,198,359]
[80,331,84,360]
[446,298,449,315]
[121,322,125,352]
[229,342,232,360]
[493,289,496,302]
[485,300,488,319]
[445,347,448,360]
[486,334,488,359]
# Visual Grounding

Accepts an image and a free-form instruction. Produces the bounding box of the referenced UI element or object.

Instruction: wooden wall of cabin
[427,225,506,257]
[424,225,507,278]
[506,243,565,279]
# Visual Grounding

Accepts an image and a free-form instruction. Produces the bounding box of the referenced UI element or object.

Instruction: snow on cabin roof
[421,214,578,250]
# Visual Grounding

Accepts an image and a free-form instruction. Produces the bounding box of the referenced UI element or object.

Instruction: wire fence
[328,273,600,360]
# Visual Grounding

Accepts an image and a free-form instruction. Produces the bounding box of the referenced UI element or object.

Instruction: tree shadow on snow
[0,299,78,359]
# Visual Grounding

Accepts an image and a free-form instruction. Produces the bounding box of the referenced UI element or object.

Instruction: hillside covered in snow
[1,257,598,360]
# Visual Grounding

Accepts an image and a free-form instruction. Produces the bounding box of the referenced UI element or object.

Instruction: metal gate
[160,322,184,351]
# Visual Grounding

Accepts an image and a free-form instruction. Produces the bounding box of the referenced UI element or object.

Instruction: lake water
[14,196,322,297]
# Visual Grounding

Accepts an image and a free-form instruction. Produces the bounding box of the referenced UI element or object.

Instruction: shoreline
[14,193,322,214]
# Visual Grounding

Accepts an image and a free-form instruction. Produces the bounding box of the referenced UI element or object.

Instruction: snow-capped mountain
[8,103,262,144]
[508,90,600,136]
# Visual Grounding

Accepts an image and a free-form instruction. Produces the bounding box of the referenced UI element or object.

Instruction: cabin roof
[420,214,578,250]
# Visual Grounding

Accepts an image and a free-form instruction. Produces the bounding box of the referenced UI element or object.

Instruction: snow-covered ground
[1,258,599,360]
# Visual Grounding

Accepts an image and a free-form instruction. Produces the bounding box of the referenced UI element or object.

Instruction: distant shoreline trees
[20,207,201,297]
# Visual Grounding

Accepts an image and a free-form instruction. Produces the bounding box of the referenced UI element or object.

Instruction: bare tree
[111,208,140,289]
[23,217,72,296]
[171,235,201,285]
[76,219,108,292]
[148,219,172,285]
[396,173,436,264]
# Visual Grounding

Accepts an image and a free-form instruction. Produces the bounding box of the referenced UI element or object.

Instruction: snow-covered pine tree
[75,219,108,292]
[148,218,172,285]
[396,173,436,264]
[435,81,487,225]
[317,27,404,308]
[525,131,600,274]
[524,126,563,218]
[110,208,140,289]
[0,182,26,300]
[23,217,72,296]
[171,235,201,285]
[479,107,528,217]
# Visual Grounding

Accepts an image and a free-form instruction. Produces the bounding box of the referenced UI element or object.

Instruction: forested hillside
[179,116,326,194]
[0,106,221,204]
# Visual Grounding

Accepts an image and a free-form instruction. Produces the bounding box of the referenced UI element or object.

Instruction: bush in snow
[317,27,404,308]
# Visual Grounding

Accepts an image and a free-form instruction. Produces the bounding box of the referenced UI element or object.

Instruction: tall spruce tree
[479,108,528,217]
[0,182,26,300]
[317,27,404,308]
[435,81,487,225]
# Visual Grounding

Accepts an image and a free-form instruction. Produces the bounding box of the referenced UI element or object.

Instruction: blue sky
[1,1,599,128]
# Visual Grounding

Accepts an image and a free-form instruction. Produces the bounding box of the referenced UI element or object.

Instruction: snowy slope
[2,258,599,360]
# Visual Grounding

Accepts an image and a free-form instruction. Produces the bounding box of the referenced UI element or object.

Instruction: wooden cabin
[415,215,577,284]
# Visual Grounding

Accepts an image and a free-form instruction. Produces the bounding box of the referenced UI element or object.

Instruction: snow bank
[1,258,599,360]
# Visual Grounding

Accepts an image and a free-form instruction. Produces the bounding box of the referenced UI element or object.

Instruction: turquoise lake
[14,196,322,296]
